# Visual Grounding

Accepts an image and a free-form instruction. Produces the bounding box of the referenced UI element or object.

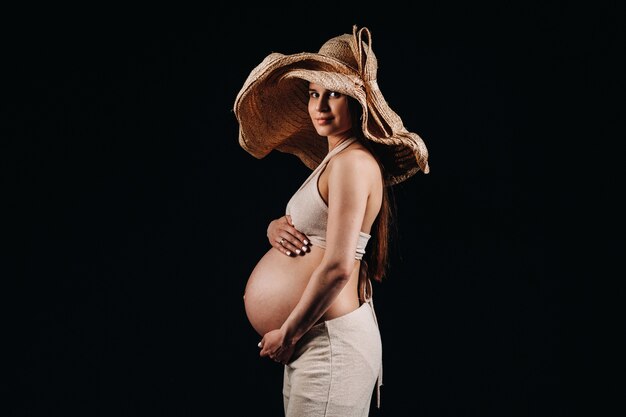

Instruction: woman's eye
[329,91,340,97]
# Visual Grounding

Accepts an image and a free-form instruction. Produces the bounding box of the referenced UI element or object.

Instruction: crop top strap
[292,137,358,194]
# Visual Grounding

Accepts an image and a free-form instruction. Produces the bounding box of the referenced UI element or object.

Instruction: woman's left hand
[267,215,310,256]
[258,329,296,365]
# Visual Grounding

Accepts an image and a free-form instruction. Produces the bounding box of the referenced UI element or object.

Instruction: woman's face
[308,82,354,139]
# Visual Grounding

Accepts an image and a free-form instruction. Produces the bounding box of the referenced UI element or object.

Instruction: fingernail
[295,249,301,254]
[258,342,262,348]
[286,251,291,256]
[303,239,309,245]
[302,246,307,252]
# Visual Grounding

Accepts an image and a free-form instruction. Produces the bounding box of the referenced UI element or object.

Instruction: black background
[5,3,622,417]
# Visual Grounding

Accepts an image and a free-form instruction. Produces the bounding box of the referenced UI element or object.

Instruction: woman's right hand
[267,215,310,256]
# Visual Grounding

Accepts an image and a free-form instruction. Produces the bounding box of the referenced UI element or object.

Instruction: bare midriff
[243,245,360,336]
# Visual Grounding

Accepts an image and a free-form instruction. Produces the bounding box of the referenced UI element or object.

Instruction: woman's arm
[259,151,376,363]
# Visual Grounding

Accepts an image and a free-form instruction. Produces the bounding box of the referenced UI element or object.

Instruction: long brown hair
[348,97,398,301]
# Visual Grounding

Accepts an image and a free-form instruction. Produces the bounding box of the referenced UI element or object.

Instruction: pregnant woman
[233,26,429,416]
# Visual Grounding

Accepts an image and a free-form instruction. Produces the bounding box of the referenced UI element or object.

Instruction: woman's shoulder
[328,145,382,179]
[333,144,379,167]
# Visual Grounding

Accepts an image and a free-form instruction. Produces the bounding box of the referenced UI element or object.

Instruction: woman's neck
[327,132,356,152]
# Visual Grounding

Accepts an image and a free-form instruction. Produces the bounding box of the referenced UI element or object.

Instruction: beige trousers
[282,299,383,417]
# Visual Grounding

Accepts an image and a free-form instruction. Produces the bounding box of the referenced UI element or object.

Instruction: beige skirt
[282,299,383,417]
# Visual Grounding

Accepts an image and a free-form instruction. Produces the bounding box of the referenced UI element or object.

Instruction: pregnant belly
[243,247,324,336]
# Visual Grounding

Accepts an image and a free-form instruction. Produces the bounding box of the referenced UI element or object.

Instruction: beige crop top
[285,137,371,260]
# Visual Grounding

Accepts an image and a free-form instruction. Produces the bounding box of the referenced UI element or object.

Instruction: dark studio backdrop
[5,3,622,417]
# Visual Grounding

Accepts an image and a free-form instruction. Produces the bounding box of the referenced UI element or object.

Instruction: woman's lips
[316,118,333,125]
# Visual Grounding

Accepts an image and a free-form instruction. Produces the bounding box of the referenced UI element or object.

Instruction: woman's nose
[316,96,329,112]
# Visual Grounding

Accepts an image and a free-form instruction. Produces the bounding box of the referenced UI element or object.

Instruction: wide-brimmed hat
[233,25,429,185]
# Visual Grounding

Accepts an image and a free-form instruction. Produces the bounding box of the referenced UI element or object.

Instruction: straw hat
[233,25,429,185]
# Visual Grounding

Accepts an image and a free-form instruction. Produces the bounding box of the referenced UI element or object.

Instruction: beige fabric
[283,299,383,416]
[286,137,370,260]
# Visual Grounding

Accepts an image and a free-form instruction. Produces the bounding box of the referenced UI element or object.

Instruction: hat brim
[234,52,429,184]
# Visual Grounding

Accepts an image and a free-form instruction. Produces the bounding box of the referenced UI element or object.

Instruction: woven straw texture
[234,26,429,185]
